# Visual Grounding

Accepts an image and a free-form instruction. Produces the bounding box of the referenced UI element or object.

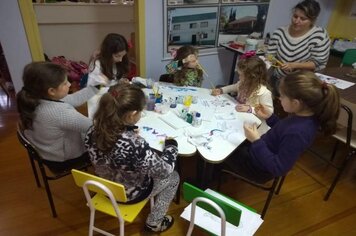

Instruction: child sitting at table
[85,84,179,233]
[222,71,340,183]
[16,62,100,172]
[87,33,130,87]
[165,45,203,87]
[211,53,273,115]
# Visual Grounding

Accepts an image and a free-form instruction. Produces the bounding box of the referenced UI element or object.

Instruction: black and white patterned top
[267,26,330,78]
[85,125,178,202]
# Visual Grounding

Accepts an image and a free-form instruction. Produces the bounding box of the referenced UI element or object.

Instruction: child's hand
[211,88,222,96]
[255,104,272,120]
[243,122,260,142]
[235,104,251,112]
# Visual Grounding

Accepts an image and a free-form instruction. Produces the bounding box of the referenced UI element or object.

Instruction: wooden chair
[340,49,356,67]
[71,169,154,236]
[308,103,356,200]
[183,182,246,236]
[16,125,91,217]
[217,169,284,219]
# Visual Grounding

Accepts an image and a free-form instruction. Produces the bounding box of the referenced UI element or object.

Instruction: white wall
[34,3,135,62]
[0,0,32,93]
[265,0,335,36]
[145,1,233,88]
[144,0,335,87]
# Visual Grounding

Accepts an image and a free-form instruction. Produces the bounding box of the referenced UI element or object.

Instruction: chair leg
[275,176,285,195]
[175,157,181,204]
[324,150,355,201]
[330,140,339,162]
[39,166,57,217]
[29,157,41,187]
[261,178,279,219]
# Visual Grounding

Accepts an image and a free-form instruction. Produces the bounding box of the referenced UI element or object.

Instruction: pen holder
[155,93,163,103]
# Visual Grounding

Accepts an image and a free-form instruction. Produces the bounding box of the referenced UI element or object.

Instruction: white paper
[159,111,191,129]
[315,73,355,90]
[181,188,263,236]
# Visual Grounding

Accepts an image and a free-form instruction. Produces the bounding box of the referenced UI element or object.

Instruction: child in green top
[165,45,203,87]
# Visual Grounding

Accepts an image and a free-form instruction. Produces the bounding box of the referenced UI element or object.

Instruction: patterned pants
[146,170,180,226]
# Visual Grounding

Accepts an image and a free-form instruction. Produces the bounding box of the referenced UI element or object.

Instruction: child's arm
[165,60,183,74]
[62,86,98,107]
[56,105,93,133]
[87,60,110,86]
[138,139,178,179]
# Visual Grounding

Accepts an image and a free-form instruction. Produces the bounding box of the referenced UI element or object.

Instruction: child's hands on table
[211,88,222,96]
[235,104,251,112]
[243,122,260,142]
[255,104,272,120]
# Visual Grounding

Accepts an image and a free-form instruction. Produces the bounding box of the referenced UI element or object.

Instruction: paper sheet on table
[315,73,354,89]
[159,111,191,129]
[181,188,263,236]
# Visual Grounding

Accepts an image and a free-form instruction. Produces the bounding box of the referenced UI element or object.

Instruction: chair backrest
[16,125,42,163]
[335,101,355,147]
[71,169,127,202]
[341,49,356,67]
[159,74,174,83]
[183,182,242,227]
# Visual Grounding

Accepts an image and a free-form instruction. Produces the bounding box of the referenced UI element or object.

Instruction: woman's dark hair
[91,33,130,81]
[92,84,146,152]
[294,0,320,22]
[16,62,67,130]
[280,71,340,135]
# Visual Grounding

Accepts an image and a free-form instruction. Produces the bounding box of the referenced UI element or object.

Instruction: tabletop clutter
[146,83,202,127]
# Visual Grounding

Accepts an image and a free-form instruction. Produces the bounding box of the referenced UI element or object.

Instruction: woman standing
[267,0,330,96]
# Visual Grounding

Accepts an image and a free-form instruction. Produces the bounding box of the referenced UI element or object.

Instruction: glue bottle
[193,112,202,127]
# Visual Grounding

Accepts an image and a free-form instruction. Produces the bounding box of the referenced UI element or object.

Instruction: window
[200,21,208,28]
[173,24,181,30]
[190,23,197,29]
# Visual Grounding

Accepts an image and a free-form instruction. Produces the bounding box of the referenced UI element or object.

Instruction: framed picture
[165,6,219,57]
[218,3,269,44]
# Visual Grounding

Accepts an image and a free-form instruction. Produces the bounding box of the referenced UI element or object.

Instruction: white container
[245,39,258,52]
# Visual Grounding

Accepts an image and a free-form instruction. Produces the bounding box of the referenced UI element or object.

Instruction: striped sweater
[267,26,330,78]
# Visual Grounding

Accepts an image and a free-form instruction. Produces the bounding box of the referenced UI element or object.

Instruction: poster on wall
[168,0,219,5]
[163,0,270,58]
[218,3,269,44]
[167,6,218,54]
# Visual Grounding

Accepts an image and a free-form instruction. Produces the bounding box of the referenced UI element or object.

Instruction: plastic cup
[146,94,156,111]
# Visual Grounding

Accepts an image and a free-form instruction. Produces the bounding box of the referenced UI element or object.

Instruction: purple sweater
[249,114,319,177]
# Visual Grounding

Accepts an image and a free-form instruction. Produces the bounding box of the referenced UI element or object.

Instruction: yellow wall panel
[327,0,356,40]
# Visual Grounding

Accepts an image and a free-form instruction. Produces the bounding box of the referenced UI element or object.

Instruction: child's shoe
[144,215,174,232]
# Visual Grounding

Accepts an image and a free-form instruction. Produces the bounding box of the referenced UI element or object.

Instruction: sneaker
[144,215,174,232]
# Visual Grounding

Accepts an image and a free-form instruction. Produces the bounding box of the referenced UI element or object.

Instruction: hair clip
[110,90,119,98]
[322,81,328,89]
[240,51,256,59]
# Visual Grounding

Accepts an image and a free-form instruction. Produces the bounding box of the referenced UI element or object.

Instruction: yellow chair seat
[91,194,148,223]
